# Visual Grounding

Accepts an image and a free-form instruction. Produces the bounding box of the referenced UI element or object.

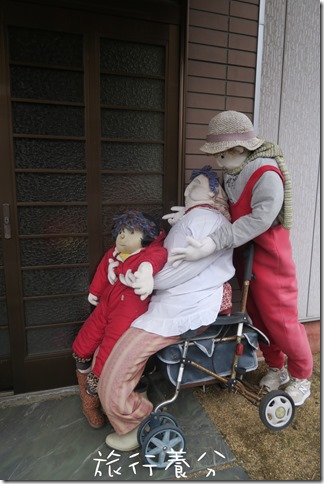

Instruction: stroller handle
[243,242,255,282]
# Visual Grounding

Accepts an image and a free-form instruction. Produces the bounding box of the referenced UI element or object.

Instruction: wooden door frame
[0,0,188,393]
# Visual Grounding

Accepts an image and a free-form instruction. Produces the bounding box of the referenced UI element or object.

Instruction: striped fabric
[98,327,179,435]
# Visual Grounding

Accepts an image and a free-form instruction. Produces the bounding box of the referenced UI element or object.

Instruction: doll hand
[132,262,154,301]
[168,236,217,268]
[88,293,99,306]
[119,269,136,288]
[162,206,185,226]
[108,258,119,284]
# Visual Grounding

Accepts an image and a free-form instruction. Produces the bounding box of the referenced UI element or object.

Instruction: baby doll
[72,210,167,428]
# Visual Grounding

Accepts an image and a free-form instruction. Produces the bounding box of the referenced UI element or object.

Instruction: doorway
[0,1,184,393]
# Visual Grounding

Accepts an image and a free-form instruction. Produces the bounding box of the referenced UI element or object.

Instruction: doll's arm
[88,293,99,306]
[132,262,154,301]
[89,248,114,300]
[119,262,153,301]
[119,246,168,300]
[162,206,186,226]
[169,172,283,265]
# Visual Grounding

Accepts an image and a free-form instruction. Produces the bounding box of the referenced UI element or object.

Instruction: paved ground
[0,371,250,481]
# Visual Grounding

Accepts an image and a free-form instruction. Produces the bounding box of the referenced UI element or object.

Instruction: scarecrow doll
[72,210,167,428]
[168,111,313,407]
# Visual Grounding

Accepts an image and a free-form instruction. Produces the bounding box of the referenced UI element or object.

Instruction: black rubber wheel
[141,424,186,469]
[137,412,178,445]
[259,390,295,431]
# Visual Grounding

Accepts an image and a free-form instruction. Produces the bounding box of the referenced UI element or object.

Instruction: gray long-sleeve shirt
[210,158,284,250]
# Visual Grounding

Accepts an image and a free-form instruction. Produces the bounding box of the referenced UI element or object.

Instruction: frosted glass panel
[0,272,5,295]
[12,103,84,136]
[16,174,86,202]
[102,174,162,202]
[8,27,83,68]
[100,39,165,76]
[20,237,88,266]
[24,296,90,326]
[0,300,8,326]
[10,66,84,103]
[102,142,163,171]
[101,75,164,109]
[18,206,87,235]
[101,110,164,140]
[27,324,80,355]
[0,329,10,356]
[22,267,89,297]
[14,139,85,170]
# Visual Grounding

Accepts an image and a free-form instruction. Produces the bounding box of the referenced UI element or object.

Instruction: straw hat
[200,111,264,154]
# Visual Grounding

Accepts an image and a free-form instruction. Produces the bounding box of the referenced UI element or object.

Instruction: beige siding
[258,0,320,320]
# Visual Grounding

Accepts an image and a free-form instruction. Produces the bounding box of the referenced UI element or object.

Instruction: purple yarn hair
[189,165,219,193]
[112,210,159,241]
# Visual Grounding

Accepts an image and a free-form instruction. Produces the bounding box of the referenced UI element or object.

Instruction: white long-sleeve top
[131,207,235,336]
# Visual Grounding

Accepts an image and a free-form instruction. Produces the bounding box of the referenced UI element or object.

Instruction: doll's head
[185,165,231,220]
[184,165,219,210]
[200,110,264,155]
[199,110,264,171]
[112,211,160,254]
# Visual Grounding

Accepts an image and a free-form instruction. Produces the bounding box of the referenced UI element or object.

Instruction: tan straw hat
[200,110,264,154]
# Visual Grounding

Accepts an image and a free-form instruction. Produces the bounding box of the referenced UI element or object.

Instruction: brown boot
[76,370,87,400]
[82,392,106,429]
[76,370,105,429]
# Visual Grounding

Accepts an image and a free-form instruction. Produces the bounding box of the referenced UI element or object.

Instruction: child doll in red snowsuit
[72,210,167,428]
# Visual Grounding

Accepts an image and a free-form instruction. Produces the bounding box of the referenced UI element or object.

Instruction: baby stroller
[136,242,295,469]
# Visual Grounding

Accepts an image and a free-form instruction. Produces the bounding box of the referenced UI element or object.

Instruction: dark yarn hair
[112,210,160,247]
[189,165,219,193]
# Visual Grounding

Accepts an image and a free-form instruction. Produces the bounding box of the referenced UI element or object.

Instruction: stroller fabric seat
[157,323,261,387]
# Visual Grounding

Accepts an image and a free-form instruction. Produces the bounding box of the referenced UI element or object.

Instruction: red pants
[72,289,150,378]
[235,226,313,379]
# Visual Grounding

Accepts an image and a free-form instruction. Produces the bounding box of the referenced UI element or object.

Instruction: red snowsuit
[72,230,167,378]
[230,166,313,379]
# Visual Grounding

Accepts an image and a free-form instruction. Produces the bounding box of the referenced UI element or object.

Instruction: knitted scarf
[226,142,293,229]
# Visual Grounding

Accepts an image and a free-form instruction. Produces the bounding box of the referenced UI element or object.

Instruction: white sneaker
[105,426,140,452]
[259,367,290,391]
[284,378,311,406]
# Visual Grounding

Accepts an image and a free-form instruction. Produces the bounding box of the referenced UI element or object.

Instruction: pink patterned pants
[98,327,179,435]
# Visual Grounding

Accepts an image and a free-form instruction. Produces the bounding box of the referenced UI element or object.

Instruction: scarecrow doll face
[213,146,247,170]
[115,228,143,254]
[112,210,160,254]
[184,175,214,209]
[184,165,219,210]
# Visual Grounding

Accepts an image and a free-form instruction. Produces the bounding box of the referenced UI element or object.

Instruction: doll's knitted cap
[200,111,264,154]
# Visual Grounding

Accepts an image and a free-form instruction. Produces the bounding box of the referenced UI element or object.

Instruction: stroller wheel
[141,424,186,469]
[259,390,295,431]
[137,412,178,445]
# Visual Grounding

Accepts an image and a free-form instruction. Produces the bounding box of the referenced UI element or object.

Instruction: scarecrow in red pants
[169,110,313,407]
[72,210,167,428]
